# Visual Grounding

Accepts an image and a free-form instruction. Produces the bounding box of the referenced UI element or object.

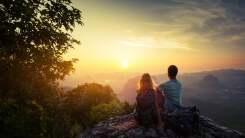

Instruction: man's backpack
[135,89,158,127]
[164,106,200,136]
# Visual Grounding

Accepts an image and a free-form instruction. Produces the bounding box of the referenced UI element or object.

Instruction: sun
[121,59,129,69]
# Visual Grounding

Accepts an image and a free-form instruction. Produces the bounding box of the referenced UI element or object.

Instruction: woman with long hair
[135,73,164,127]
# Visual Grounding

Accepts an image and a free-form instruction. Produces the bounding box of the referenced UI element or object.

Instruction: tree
[0,0,83,137]
[63,83,134,129]
[0,0,83,95]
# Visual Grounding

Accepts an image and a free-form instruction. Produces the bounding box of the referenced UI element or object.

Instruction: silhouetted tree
[0,0,82,95]
[0,0,82,137]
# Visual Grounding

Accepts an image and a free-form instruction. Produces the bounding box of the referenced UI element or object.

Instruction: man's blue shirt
[158,79,182,111]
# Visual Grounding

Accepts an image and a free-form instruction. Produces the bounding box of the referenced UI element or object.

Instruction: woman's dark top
[135,89,158,127]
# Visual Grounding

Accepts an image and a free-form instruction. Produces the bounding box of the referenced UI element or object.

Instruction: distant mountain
[118,69,245,133]
[61,72,141,93]
[198,74,223,89]
[118,76,139,103]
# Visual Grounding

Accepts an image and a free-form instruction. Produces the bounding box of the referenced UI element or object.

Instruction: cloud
[143,0,245,49]
[110,0,244,51]
[82,0,245,51]
[119,37,194,51]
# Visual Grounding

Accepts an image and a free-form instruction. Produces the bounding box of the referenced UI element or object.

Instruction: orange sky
[63,0,245,77]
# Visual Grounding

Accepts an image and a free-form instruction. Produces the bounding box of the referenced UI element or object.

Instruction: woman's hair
[137,73,156,92]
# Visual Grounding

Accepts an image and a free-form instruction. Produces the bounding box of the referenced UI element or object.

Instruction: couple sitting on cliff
[135,65,199,133]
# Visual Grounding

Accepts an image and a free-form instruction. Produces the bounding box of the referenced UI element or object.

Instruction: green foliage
[66,83,117,108]
[1,82,131,138]
[0,0,84,137]
[90,100,124,123]
[62,83,123,128]
[0,0,82,90]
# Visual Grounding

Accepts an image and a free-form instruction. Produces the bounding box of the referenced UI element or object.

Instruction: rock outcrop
[80,113,245,138]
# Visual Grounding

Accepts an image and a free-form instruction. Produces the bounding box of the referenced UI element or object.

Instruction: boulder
[80,113,245,138]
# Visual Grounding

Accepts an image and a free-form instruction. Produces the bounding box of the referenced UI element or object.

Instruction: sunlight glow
[121,59,129,69]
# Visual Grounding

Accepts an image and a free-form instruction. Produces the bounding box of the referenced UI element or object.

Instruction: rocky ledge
[80,113,245,138]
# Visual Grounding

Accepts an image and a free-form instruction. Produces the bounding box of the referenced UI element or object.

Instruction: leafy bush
[0,83,131,138]
[90,100,124,123]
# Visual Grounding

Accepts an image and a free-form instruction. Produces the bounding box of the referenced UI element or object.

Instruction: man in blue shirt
[158,65,182,112]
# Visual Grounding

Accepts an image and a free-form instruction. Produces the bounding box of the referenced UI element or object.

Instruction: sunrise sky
[65,0,245,76]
